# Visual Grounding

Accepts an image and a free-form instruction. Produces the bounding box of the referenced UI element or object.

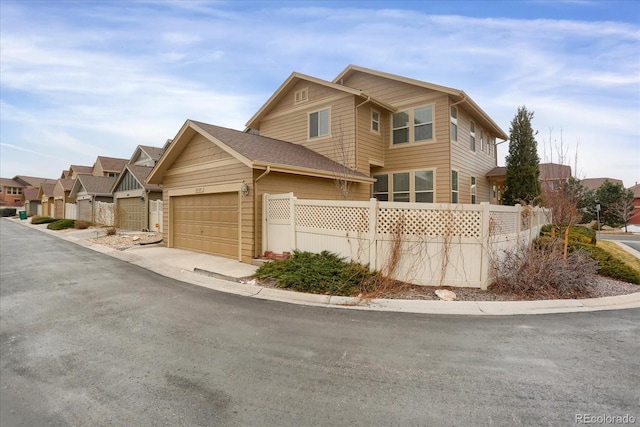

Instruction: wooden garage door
[77,200,92,222]
[172,193,239,259]
[119,197,144,231]
[54,200,64,219]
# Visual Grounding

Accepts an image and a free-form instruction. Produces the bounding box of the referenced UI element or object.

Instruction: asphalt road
[1,219,639,426]
[598,233,640,253]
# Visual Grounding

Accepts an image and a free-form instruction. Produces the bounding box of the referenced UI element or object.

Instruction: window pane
[414,107,432,125]
[393,192,410,202]
[451,123,457,141]
[415,192,433,203]
[372,121,379,132]
[373,174,388,193]
[393,128,409,144]
[415,171,433,191]
[470,136,475,151]
[414,123,432,141]
[452,171,458,190]
[374,194,389,201]
[452,192,458,203]
[309,112,318,138]
[393,111,409,128]
[393,173,410,192]
[450,106,457,119]
[318,109,329,136]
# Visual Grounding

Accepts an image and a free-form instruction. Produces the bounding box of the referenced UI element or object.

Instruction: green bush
[540,224,596,245]
[0,208,17,217]
[47,219,76,230]
[254,250,375,296]
[31,216,58,225]
[571,243,640,284]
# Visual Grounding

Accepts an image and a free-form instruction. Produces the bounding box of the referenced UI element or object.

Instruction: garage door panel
[119,198,144,230]
[172,193,239,259]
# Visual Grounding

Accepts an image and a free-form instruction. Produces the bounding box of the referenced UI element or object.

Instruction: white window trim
[371,109,380,133]
[470,121,476,152]
[471,176,477,204]
[450,106,458,142]
[451,170,459,203]
[308,107,331,140]
[390,104,435,147]
[372,169,436,203]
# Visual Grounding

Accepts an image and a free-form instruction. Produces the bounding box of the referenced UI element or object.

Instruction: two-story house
[148,65,508,263]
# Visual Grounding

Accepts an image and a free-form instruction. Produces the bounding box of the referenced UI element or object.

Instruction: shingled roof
[58,178,76,192]
[112,165,162,193]
[138,146,165,162]
[96,156,128,173]
[70,175,117,198]
[149,120,372,185]
[38,183,56,198]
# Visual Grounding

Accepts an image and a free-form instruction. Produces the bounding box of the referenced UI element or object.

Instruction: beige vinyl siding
[259,81,358,170]
[356,106,386,173]
[450,104,499,204]
[253,171,371,256]
[93,162,105,177]
[160,134,254,263]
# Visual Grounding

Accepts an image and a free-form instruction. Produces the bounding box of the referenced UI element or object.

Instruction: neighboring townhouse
[23,188,42,216]
[69,175,117,223]
[629,183,640,225]
[68,165,94,179]
[148,65,508,262]
[486,162,573,204]
[53,178,76,218]
[38,182,57,217]
[579,177,624,192]
[111,144,165,231]
[92,156,128,177]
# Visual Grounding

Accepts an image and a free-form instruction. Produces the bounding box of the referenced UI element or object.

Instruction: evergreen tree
[503,106,541,205]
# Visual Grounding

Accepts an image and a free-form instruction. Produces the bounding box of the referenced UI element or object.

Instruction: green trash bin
[19,211,27,220]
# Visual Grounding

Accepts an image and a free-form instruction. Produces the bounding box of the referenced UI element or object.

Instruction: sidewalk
[10,218,640,316]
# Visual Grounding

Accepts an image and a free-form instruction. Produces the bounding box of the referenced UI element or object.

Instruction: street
[1,219,638,426]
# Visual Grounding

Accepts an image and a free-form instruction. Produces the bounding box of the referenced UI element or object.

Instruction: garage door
[54,200,64,219]
[77,200,92,222]
[119,197,144,231]
[172,193,239,259]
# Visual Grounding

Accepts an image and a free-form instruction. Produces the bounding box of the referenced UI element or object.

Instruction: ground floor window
[372,170,435,203]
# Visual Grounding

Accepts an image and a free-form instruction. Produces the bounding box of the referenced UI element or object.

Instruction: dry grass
[597,240,640,274]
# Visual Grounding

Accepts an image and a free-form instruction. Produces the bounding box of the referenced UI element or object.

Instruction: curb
[7,218,640,316]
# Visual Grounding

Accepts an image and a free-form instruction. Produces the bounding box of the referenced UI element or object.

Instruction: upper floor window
[392,105,433,145]
[7,187,22,195]
[451,170,459,203]
[450,106,458,142]
[106,172,119,177]
[479,130,484,152]
[294,88,308,104]
[471,176,477,204]
[470,121,476,152]
[309,109,329,139]
[0,186,3,193]
[371,110,380,133]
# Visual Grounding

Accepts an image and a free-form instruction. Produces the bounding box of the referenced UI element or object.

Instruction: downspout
[253,166,271,258]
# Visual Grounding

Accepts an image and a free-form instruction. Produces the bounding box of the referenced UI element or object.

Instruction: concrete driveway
[1,220,639,426]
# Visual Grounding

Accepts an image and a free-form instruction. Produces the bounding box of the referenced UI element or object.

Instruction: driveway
[1,220,639,426]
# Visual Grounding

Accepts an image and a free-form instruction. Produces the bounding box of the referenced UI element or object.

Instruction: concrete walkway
[9,218,640,315]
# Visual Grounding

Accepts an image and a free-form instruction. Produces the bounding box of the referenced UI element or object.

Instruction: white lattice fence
[94,201,114,226]
[263,194,550,289]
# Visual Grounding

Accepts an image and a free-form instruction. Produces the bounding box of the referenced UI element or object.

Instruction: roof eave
[252,161,375,184]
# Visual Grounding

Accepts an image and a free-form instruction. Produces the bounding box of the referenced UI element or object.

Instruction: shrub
[0,208,17,217]
[105,227,117,236]
[31,216,58,225]
[47,219,75,230]
[74,220,89,229]
[490,242,599,299]
[540,224,596,245]
[570,243,640,284]
[254,250,375,296]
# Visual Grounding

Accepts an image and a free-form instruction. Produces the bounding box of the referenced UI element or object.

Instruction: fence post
[289,192,297,252]
[262,193,269,256]
[515,204,522,236]
[479,202,491,290]
[368,198,378,270]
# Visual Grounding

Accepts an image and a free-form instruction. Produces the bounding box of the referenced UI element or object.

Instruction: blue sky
[1,0,639,187]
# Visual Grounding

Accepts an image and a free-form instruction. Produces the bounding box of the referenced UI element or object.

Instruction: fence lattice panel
[296,205,369,232]
[377,207,482,238]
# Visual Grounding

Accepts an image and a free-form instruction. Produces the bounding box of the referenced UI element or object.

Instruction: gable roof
[333,64,508,140]
[38,183,56,198]
[96,156,128,173]
[538,163,572,181]
[579,177,624,191]
[0,178,24,187]
[23,187,40,201]
[112,164,162,193]
[245,71,396,129]
[13,175,54,187]
[69,165,94,176]
[129,145,165,165]
[70,175,117,198]
[629,183,640,198]
[58,178,76,192]
[148,120,373,185]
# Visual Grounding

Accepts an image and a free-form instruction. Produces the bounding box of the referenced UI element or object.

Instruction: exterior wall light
[241,182,249,197]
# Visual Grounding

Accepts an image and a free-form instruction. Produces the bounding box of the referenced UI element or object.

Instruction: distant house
[0,175,55,208]
[579,177,624,192]
[38,182,57,217]
[53,178,76,219]
[485,162,573,205]
[92,156,128,177]
[629,183,640,225]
